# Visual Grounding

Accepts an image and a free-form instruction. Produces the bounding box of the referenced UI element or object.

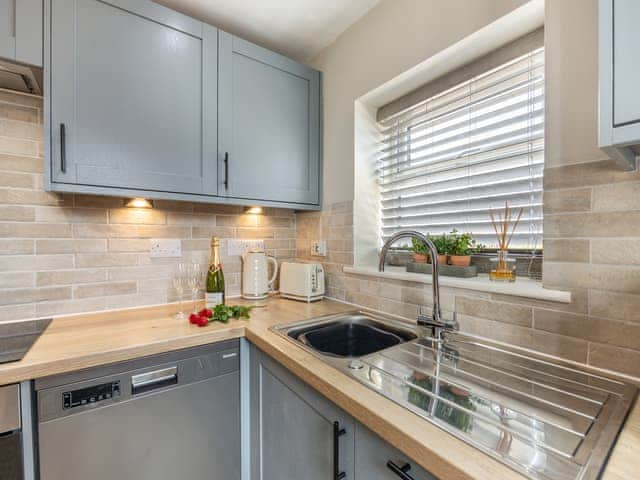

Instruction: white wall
[311,0,530,205]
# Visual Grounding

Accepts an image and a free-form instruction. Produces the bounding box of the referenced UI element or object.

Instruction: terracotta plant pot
[449,255,471,267]
[428,254,448,265]
[412,253,429,264]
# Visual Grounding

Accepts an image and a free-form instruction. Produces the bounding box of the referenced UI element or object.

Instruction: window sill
[342,265,571,304]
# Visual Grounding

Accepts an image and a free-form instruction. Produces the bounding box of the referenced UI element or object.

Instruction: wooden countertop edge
[0,326,245,385]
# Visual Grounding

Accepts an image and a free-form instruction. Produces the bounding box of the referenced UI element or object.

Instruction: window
[378,48,544,249]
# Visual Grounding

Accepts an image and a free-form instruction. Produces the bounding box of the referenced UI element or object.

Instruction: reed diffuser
[488,201,523,282]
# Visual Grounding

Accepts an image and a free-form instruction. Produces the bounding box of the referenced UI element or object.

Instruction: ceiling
[154,0,380,62]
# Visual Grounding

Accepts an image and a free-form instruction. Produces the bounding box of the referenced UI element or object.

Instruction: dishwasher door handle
[131,366,178,395]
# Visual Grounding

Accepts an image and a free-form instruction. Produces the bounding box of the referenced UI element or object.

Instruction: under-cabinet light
[245,206,263,215]
[125,198,154,209]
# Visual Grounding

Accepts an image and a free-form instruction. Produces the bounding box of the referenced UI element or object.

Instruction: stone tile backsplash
[0,90,295,321]
[2,69,640,384]
[297,196,640,381]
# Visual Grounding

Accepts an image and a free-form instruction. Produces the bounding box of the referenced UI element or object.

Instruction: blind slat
[382,188,543,213]
[380,52,544,130]
[380,92,544,154]
[381,156,544,193]
[379,144,544,187]
[378,48,544,249]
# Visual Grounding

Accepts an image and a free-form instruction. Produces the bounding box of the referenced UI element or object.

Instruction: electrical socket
[150,239,182,258]
[310,240,327,257]
[227,239,265,256]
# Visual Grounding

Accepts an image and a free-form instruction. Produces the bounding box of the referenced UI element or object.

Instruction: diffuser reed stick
[489,201,523,281]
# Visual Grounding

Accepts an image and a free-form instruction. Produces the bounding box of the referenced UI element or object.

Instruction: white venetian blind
[378,47,544,249]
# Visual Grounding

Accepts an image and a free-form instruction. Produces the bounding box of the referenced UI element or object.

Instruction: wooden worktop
[0,297,637,480]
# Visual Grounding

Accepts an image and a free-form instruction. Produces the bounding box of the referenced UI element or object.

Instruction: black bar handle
[333,421,346,480]
[223,152,229,190]
[60,123,66,173]
[386,461,416,480]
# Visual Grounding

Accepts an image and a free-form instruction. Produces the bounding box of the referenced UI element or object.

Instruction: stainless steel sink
[272,311,638,480]
[274,311,421,373]
[281,312,418,358]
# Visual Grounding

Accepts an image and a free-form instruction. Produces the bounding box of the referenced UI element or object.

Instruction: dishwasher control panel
[63,381,120,410]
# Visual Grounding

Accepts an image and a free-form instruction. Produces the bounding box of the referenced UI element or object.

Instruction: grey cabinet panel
[613,0,640,127]
[599,0,639,170]
[49,0,217,195]
[0,0,16,61]
[0,0,43,67]
[355,424,437,480]
[15,0,43,66]
[219,32,321,206]
[250,344,354,480]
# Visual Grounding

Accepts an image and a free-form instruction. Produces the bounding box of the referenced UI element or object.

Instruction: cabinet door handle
[60,123,66,173]
[333,421,347,480]
[386,461,416,480]
[223,152,229,190]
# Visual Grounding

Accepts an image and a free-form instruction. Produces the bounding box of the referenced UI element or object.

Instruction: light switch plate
[150,239,182,258]
[227,239,265,256]
[311,240,327,257]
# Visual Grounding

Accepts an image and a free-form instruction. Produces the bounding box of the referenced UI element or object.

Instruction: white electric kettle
[242,249,278,300]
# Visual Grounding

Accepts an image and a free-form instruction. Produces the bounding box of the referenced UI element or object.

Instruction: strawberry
[196,316,209,327]
[198,308,213,318]
[189,313,200,324]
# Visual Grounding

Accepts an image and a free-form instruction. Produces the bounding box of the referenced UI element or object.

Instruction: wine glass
[186,262,202,309]
[172,263,189,320]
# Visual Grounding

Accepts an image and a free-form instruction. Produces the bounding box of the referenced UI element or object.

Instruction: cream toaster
[279,262,325,302]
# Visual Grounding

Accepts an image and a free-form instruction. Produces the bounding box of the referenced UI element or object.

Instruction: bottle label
[206,292,224,309]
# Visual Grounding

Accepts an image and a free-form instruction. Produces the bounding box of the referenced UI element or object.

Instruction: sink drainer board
[272,311,638,480]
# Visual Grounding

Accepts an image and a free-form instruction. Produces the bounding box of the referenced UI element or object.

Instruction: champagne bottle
[206,237,225,308]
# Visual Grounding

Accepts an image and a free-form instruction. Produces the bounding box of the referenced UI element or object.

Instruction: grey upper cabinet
[355,424,437,480]
[45,0,322,208]
[0,0,15,61]
[0,0,43,67]
[599,0,640,171]
[219,32,322,207]
[249,344,354,480]
[47,0,218,197]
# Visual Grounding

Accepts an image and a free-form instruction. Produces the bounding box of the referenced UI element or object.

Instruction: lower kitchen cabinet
[249,344,355,480]
[355,424,437,480]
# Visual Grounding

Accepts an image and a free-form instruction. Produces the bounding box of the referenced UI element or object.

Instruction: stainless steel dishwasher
[36,341,240,480]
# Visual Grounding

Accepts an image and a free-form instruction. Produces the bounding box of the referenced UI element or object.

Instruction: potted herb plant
[448,230,480,267]
[410,237,430,263]
[428,233,450,265]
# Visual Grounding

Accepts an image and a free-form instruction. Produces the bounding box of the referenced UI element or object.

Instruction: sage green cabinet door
[49,0,217,195]
[219,32,321,206]
[250,345,354,480]
[0,0,16,60]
